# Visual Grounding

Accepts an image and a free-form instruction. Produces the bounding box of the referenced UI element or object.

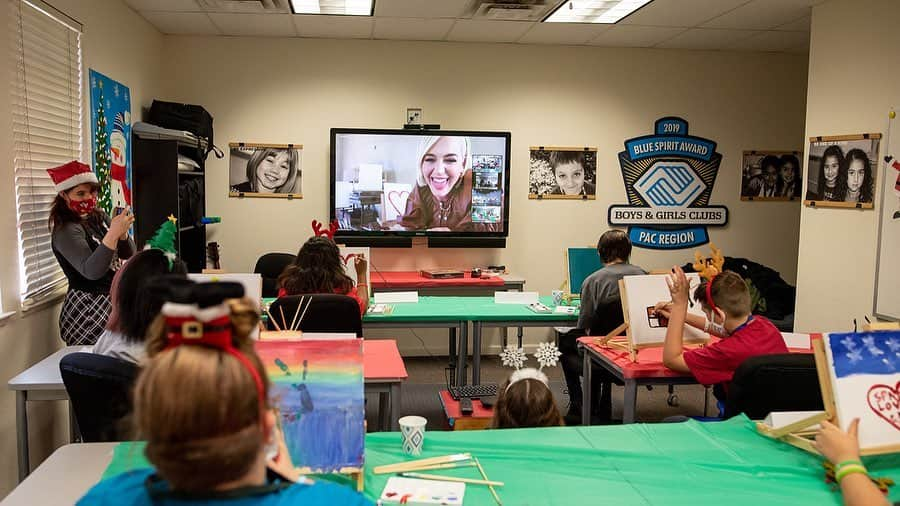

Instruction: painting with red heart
[868,382,900,431]
[338,246,370,294]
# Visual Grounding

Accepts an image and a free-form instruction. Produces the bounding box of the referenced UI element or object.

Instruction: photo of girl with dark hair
[804,135,880,208]
[229,144,302,197]
[740,151,801,200]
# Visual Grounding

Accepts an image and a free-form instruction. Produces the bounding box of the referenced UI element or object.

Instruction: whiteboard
[621,273,708,347]
[874,133,899,319]
[824,331,900,452]
[339,246,370,296]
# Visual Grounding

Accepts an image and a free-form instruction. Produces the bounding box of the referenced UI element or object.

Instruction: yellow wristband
[835,464,867,483]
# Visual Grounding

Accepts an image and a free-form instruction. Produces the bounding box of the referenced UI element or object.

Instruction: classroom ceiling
[123,0,825,53]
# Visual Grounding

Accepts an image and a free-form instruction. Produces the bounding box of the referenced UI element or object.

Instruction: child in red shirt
[655,266,787,387]
[277,237,368,315]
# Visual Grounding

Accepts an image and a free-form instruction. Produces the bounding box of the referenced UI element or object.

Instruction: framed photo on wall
[229,143,302,198]
[528,146,597,200]
[804,134,880,209]
[740,150,803,201]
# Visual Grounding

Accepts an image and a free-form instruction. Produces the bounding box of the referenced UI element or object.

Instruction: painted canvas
[824,331,900,452]
[621,273,708,347]
[89,69,132,215]
[256,338,365,472]
[339,246,371,296]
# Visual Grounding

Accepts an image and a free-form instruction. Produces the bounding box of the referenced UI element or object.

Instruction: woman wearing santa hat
[47,161,136,345]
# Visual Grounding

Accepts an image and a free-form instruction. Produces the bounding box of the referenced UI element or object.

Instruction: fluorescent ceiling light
[544,0,653,23]
[289,0,374,16]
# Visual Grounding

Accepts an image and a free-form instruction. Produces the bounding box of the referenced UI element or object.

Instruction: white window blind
[10,0,82,305]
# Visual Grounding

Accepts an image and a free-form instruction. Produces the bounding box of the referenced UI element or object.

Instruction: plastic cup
[399,415,427,456]
[552,289,564,306]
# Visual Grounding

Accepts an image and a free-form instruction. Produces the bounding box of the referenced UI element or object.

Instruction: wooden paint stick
[474,457,502,506]
[289,296,303,331]
[400,472,504,487]
[265,307,282,332]
[373,453,471,474]
[279,306,287,331]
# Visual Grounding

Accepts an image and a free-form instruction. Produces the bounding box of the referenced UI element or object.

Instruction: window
[10,0,82,305]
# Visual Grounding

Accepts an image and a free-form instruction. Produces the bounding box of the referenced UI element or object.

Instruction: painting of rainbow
[255,338,365,473]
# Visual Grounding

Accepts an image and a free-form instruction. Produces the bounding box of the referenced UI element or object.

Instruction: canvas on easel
[758,330,900,457]
[255,337,366,489]
[339,246,371,296]
[597,273,709,360]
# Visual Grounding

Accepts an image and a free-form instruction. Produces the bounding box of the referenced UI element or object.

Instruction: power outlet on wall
[406,107,423,125]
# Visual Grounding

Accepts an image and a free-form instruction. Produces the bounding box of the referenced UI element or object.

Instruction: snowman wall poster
[89,69,132,217]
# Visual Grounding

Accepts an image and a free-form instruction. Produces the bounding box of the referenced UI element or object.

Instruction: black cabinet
[132,137,206,272]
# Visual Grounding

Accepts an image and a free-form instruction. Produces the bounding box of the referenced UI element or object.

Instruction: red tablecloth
[578,335,814,380]
[371,271,505,288]
[363,339,408,380]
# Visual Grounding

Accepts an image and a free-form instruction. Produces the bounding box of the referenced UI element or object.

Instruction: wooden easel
[757,335,900,456]
[593,278,708,362]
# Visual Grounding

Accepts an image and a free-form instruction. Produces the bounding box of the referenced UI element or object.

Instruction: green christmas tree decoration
[144,215,178,269]
[93,81,112,214]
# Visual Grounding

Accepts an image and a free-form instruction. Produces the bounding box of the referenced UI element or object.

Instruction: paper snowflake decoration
[534,342,562,369]
[500,345,528,370]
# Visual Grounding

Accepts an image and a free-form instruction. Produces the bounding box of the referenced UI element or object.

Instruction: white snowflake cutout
[846,348,864,364]
[886,338,900,353]
[500,345,527,370]
[862,336,884,356]
[840,335,858,350]
[534,342,562,370]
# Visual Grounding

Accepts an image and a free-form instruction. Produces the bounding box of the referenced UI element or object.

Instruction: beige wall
[0,0,163,497]
[159,36,807,352]
[794,0,900,332]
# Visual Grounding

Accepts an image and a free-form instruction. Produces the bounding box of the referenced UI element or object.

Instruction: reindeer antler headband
[311,219,339,240]
[692,243,725,312]
[499,342,562,392]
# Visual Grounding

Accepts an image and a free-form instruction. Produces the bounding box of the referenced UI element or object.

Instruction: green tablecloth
[100,416,900,505]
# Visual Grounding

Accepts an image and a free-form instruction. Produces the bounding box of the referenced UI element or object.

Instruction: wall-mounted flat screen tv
[331,128,511,238]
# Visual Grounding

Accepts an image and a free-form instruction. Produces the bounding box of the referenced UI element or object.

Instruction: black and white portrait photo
[229,143,302,198]
[740,151,802,201]
[804,134,880,208]
[528,147,597,199]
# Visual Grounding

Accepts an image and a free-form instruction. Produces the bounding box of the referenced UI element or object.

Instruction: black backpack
[148,100,222,160]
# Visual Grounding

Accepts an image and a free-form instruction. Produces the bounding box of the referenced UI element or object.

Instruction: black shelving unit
[132,137,206,272]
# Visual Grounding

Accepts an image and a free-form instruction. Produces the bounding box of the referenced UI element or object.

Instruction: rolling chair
[724,353,823,419]
[60,352,139,442]
[253,253,296,298]
[266,294,363,337]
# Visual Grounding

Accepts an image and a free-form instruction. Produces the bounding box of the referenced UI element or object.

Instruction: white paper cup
[399,415,427,456]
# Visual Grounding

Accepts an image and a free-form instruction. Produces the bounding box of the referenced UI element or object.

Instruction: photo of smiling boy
[229,144,302,197]
[528,147,597,199]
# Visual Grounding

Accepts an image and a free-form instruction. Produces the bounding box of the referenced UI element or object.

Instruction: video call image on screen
[333,133,507,234]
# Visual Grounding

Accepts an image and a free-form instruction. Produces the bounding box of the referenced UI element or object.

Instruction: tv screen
[331,128,510,237]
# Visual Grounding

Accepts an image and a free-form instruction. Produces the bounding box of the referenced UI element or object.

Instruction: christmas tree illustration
[93,81,112,213]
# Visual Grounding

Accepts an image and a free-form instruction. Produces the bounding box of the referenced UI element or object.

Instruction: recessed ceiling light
[543,0,653,24]
[289,0,374,16]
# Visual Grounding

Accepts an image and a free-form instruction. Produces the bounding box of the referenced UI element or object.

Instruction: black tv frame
[330,128,511,248]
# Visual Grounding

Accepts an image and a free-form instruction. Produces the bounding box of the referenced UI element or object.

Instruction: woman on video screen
[397,136,500,232]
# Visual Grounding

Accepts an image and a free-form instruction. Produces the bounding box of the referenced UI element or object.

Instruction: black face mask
[144,469,293,502]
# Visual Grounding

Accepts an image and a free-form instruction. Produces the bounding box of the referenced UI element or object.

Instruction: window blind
[10,0,82,305]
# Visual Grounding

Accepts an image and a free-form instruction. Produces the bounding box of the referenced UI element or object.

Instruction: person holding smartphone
[47,161,136,345]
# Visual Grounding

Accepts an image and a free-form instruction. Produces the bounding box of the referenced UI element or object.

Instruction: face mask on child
[68,196,97,215]
[704,309,729,336]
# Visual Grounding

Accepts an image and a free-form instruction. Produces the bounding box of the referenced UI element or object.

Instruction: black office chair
[724,353,823,419]
[266,294,363,337]
[586,297,626,337]
[254,253,296,298]
[60,352,139,442]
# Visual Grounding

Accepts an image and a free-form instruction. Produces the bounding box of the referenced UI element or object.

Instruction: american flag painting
[826,331,900,451]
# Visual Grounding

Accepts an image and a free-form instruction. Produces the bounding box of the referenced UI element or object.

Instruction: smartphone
[113,206,125,217]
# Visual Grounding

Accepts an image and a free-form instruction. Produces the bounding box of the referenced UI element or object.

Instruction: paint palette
[378,477,465,505]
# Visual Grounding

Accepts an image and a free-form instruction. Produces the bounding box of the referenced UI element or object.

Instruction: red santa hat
[46,160,99,193]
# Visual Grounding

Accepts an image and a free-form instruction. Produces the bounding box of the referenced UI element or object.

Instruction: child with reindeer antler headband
[78,279,372,505]
[654,245,787,403]
[276,220,369,315]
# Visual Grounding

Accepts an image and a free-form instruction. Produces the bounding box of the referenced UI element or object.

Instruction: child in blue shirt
[78,280,372,506]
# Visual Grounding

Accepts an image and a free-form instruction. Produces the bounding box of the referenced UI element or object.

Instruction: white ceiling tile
[446,20,533,43]
[124,0,200,12]
[619,0,748,27]
[701,0,813,30]
[207,13,296,37]
[727,30,809,52]
[293,14,373,38]
[774,15,810,32]
[656,28,761,50]
[139,11,221,35]
[373,17,454,41]
[198,0,291,13]
[517,23,610,45]
[374,0,470,18]
[586,25,686,47]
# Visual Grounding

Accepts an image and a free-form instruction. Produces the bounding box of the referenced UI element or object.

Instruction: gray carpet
[365,355,714,431]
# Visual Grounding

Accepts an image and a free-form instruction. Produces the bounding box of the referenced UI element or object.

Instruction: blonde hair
[414,136,472,187]
[491,378,564,429]
[136,299,268,491]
